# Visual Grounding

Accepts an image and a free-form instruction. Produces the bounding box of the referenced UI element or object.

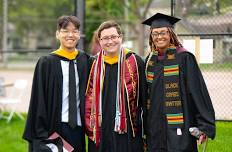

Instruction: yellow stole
[52,48,78,60]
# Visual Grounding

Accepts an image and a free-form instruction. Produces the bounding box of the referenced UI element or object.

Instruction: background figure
[85,20,147,152]
[90,30,101,55]
[23,15,89,152]
[143,13,215,152]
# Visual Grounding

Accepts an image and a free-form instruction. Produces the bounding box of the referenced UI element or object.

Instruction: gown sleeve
[23,56,50,142]
[184,52,216,139]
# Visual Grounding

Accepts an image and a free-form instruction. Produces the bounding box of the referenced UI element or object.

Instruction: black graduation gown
[88,53,147,152]
[146,51,215,152]
[23,51,89,152]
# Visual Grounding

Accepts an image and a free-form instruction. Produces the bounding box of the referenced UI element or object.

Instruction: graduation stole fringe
[87,47,139,147]
[114,47,127,133]
[90,50,104,146]
[146,45,184,128]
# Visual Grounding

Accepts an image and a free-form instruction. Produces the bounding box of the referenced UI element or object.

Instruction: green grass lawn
[0,116,27,151]
[0,117,231,152]
[199,62,232,71]
[198,121,232,152]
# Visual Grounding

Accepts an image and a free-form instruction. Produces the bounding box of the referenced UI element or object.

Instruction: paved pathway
[202,71,232,120]
[0,70,33,113]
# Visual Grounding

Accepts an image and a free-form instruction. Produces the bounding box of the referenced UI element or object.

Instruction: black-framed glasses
[100,35,120,42]
[60,30,79,35]
[151,31,169,38]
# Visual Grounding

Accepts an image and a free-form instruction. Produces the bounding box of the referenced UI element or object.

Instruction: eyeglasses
[60,30,79,35]
[100,35,120,42]
[151,31,169,38]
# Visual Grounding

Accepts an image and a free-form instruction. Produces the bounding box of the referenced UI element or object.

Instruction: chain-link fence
[174,0,232,120]
[0,0,231,120]
[137,0,232,120]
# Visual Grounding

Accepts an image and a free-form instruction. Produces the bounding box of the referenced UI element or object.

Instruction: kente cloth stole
[163,49,184,128]
[146,48,184,128]
[145,51,158,110]
[85,53,139,145]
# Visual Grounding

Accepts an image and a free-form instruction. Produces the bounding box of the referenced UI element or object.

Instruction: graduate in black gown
[85,21,147,152]
[23,15,89,152]
[142,13,216,152]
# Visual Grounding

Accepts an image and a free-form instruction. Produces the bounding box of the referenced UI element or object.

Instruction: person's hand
[197,133,207,145]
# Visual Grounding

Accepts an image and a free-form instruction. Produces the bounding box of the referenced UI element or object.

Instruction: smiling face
[99,27,122,57]
[56,22,80,52]
[151,27,171,52]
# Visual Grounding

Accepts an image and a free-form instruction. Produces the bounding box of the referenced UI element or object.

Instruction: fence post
[171,0,176,16]
[75,0,85,51]
[2,0,8,66]
[195,36,200,63]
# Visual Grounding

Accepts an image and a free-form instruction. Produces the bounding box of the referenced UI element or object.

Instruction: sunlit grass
[0,115,231,152]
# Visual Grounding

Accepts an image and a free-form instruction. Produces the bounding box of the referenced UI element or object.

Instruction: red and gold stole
[85,48,139,146]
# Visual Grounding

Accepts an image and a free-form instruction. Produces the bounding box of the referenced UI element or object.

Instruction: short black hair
[57,15,80,31]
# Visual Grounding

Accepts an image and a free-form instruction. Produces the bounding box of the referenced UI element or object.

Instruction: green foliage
[8,0,74,37]
[2,0,231,53]
[85,0,103,52]
[85,0,125,52]
[1,0,153,52]
[96,0,124,18]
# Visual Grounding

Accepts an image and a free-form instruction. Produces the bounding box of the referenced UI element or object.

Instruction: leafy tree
[86,0,153,55]
[121,0,153,55]
[85,0,125,52]
[3,0,74,49]
[1,0,153,55]
[1,0,232,55]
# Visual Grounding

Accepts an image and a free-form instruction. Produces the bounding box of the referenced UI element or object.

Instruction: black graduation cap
[142,13,181,28]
